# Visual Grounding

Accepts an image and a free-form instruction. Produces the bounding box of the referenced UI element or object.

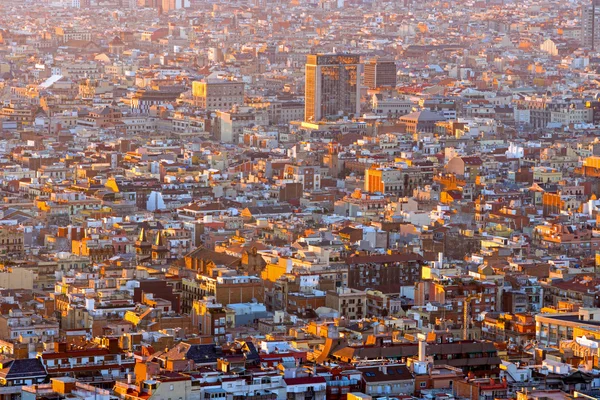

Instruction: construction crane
[436,293,486,340]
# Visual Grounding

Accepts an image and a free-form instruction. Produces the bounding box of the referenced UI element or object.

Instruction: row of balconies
[46,358,135,370]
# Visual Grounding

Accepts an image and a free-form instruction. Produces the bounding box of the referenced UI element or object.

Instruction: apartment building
[325,287,367,319]
[283,164,321,191]
[0,226,24,256]
[54,27,91,42]
[192,77,245,111]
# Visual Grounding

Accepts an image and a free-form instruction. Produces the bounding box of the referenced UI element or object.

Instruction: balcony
[46,359,136,372]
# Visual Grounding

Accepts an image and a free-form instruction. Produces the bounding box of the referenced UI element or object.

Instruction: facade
[130,90,181,114]
[71,236,115,263]
[247,99,304,124]
[534,223,600,251]
[192,79,245,111]
[114,375,197,400]
[582,0,600,50]
[400,110,445,134]
[23,377,111,400]
[326,287,367,319]
[183,274,264,312]
[0,309,59,343]
[0,226,24,256]
[359,364,414,396]
[346,253,423,294]
[455,378,509,400]
[214,107,266,143]
[191,298,229,343]
[40,340,135,384]
[445,156,483,182]
[364,58,397,89]
[364,164,432,196]
[161,0,190,11]
[535,308,600,346]
[283,164,321,191]
[55,27,91,42]
[372,95,413,116]
[482,313,536,344]
[284,377,327,400]
[413,365,464,396]
[304,54,361,122]
[0,103,36,128]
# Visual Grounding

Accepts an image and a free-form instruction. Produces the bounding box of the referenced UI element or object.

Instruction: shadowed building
[364,58,397,89]
[582,0,600,50]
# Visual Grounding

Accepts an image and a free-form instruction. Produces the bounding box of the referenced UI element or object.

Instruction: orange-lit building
[577,156,600,177]
[455,378,509,400]
[481,313,536,344]
[534,223,600,251]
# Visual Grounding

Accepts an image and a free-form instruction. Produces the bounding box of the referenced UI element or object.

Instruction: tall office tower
[582,0,600,50]
[304,54,361,122]
[364,58,397,90]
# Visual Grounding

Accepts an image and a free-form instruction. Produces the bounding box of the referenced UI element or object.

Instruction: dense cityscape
[0,0,598,399]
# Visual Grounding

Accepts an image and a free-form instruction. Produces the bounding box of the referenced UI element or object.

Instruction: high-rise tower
[364,57,397,90]
[304,54,361,122]
[582,0,600,50]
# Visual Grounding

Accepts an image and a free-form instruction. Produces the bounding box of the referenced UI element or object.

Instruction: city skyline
[0,0,594,400]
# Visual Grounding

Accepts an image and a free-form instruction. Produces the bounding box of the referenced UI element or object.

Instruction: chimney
[418,339,427,362]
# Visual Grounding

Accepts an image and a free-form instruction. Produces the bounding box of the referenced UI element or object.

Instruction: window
[420,382,427,388]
